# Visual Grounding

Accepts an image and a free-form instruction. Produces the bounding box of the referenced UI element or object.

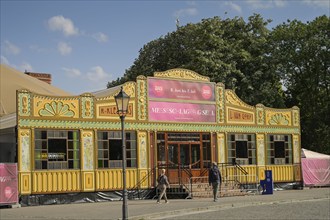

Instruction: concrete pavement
[1,188,329,220]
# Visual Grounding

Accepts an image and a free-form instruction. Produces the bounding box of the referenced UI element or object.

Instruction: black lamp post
[114,86,130,220]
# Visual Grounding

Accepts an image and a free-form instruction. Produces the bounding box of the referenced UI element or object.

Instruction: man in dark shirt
[209,162,222,202]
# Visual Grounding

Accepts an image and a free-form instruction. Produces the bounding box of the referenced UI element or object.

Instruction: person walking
[209,162,222,202]
[157,168,170,204]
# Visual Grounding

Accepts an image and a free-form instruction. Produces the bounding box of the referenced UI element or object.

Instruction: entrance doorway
[157,133,211,184]
[167,143,201,183]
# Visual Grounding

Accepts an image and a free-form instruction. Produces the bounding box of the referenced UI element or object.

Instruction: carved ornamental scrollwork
[82,130,94,170]
[257,134,265,165]
[81,95,94,119]
[267,113,291,126]
[292,107,300,127]
[33,95,79,118]
[256,104,265,125]
[39,101,75,117]
[225,90,254,110]
[137,76,147,120]
[217,133,225,163]
[293,135,300,163]
[138,131,148,168]
[216,83,225,123]
[123,82,136,98]
[154,68,210,82]
[18,90,31,116]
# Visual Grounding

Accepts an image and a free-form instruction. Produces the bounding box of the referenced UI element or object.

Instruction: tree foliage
[107,14,330,154]
[108,14,285,107]
[270,15,330,154]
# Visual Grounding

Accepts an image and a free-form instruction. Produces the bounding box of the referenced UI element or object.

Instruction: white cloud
[86,66,110,82]
[29,45,48,53]
[174,7,198,18]
[274,0,287,7]
[186,1,197,6]
[245,0,287,9]
[92,32,109,43]
[62,67,81,77]
[4,40,20,55]
[47,15,79,36]
[302,0,329,8]
[20,62,34,72]
[58,42,72,56]
[0,55,10,65]
[224,1,242,13]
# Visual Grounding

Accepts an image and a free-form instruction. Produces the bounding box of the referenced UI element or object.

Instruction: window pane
[109,140,122,160]
[34,129,80,170]
[236,141,248,158]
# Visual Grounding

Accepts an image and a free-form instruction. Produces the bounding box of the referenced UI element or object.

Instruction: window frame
[227,133,256,165]
[97,131,137,168]
[267,134,292,165]
[34,129,80,170]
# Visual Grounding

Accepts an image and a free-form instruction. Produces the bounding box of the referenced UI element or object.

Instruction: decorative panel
[32,171,81,193]
[265,110,292,126]
[224,166,257,183]
[266,165,294,182]
[257,134,265,165]
[256,104,265,125]
[82,172,95,191]
[294,164,302,181]
[137,76,147,120]
[226,107,255,124]
[19,173,31,195]
[33,96,79,118]
[216,83,225,123]
[292,107,300,127]
[19,129,31,172]
[258,166,266,181]
[225,90,254,110]
[138,131,148,168]
[138,169,149,188]
[154,68,210,82]
[293,135,300,163]
[217,133,225,163]
[18,90,31,116]
[95,169,137,191]
[82,131,94,170]
[81,95,94,119]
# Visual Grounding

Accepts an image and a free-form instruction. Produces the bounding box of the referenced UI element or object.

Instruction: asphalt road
[157,198,330,220]
[1,188,329,220]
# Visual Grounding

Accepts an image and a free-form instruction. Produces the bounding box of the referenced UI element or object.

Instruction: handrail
[234,162,249,175]
[127,166,157,199]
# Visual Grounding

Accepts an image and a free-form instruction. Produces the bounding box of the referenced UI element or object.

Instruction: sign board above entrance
[148,78,215,102]
[148,77,216,123]
[149,101,216,123]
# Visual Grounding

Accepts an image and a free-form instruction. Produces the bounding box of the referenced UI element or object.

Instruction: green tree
[270,15,330,154]
[107,14,330,154]
[108,14,285,107]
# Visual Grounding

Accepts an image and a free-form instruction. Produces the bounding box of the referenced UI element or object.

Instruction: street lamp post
[115,87,130,220]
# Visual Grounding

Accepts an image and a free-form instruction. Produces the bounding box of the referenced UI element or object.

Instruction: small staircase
[190,179,248,198]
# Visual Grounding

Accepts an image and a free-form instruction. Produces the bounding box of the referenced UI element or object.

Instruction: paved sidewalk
[1,188,329,220]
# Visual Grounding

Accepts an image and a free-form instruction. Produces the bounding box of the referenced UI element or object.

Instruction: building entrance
[157,132,211,184]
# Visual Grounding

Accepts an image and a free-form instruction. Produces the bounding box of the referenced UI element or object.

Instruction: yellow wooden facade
[17,68,301,195]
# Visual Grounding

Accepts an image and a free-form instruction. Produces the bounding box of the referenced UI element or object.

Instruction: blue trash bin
[260,170,273,195]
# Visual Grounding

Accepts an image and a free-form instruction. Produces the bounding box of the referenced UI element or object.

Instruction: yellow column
[257,133,266,181]
[81,130,95,191]
[18,129,32,195]
[217,132,226,164]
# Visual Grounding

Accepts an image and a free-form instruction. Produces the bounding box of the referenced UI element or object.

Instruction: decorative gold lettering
[228,109,253,122]
[99,104,133,117]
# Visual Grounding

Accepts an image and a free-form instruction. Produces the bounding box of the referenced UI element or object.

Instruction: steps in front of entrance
[190,182,248,198]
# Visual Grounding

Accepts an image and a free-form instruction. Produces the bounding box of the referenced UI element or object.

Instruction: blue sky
[1,0,329,95]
